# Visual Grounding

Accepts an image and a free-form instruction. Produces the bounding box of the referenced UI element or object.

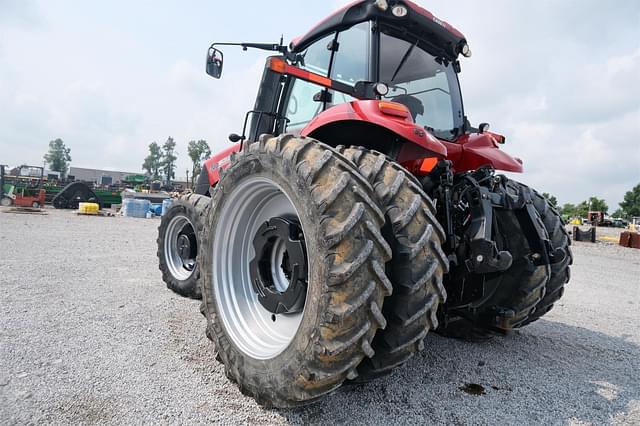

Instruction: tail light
[401,157,441,176]
[418,157,439,173]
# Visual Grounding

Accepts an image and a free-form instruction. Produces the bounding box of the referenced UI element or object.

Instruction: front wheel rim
[212,177,307,360]
[164,215,197,281]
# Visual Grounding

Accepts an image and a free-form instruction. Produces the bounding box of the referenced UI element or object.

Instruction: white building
[69,167,139,184]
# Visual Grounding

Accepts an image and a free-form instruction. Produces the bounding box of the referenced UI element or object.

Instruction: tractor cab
[206,1,469,152]
[203,0,520,192]
[284,0,468,142]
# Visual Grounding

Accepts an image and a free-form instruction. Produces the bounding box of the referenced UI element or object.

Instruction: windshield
[379,28,464,140]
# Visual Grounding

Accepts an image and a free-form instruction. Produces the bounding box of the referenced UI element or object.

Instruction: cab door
[280,22,371,134]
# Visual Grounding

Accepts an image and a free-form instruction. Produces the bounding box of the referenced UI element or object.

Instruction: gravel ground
[1,208,639,425]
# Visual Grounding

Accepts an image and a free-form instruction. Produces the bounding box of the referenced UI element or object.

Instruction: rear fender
[300,100,447,158]
[202,144,241,188]
[444,133,523,173]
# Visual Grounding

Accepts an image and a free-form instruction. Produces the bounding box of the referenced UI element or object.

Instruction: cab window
[284,23,370,131]
[330,21,369,86]
[378,28,463,139]
[284,33,334,129]
[285,80,324,128]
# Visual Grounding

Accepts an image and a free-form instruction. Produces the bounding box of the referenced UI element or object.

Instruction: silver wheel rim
[212,176,306,360]
[164,215,196,281]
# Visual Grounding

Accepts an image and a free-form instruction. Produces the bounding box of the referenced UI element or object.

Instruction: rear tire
[438,179,551,339]
[157,193,209,299]
[338,146,448,381]
[199,135,392,407]
[520,190,572,325]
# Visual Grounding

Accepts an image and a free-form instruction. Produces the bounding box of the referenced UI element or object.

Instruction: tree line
[40,137,211,188]
[142,137,211,187]
[543,187,640,220]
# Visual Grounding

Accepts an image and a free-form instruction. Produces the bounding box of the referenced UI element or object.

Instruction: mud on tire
[520,190,572,325]
[338,146,448,380]
[157,193,209,299]
[199,135,392,407]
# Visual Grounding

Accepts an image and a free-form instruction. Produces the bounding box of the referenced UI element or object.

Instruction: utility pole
[186,169,190,190]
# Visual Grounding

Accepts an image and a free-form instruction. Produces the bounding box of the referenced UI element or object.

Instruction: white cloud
[0,0,39,26]
[0,0,638,210]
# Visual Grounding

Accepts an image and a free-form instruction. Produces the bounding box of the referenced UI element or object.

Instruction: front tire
[157,193,208,299]
[200,135,392,407]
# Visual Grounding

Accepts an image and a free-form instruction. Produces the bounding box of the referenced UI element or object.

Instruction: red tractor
[157,0,571,407]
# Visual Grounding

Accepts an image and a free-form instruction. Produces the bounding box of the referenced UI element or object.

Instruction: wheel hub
[249,217,307,314]
[177,234,193,260]
[177,233,196,271]
[164,215,197,280]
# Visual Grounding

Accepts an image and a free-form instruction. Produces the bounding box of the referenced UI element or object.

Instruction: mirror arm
[210,41,288,55]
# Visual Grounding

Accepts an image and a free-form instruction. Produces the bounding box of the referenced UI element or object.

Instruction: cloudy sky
[0,0,638,210]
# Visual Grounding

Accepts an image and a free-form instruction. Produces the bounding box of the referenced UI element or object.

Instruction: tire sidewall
[157,198,202,297]
[201,150,327,387]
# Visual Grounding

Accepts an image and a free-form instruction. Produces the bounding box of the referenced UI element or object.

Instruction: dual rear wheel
[157,135,570,407]
[437,179,572,339]
[198,136,448,406]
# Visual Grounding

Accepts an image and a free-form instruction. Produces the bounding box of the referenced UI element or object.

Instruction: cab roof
[290,0,467,60]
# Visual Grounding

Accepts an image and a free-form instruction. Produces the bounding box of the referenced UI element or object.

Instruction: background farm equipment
[52,181,101,209]
[0,165,46,208]
[587,211,612,227]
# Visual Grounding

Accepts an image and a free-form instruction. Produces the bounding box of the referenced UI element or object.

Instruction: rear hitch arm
[464,185,513,274]
[515,188,566,266]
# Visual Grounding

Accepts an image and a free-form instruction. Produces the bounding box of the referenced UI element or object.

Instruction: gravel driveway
[1,209,639,425]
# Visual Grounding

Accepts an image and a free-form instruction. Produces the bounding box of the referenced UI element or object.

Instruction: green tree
[43,138,72,177]
[611,208,625,219]
[561,203,577,218]
[187,139,211,187]
[586,196,608,214]
[161,137,177,184]
[142,142,162,179]
[542,192,559,209]
[574,201,589,218]
[619,183,640,218]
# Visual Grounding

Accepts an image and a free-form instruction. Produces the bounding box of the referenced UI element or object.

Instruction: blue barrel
[123,198,151,218]
[161,198,173,216]
[150,203,163,216]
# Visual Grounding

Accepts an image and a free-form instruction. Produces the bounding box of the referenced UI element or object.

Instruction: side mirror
[206,47,224,79]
